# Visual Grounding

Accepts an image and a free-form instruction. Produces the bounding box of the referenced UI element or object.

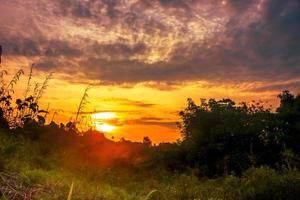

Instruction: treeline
[145,91,300,177]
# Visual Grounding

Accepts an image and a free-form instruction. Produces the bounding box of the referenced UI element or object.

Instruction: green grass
[0,130,299,200]
[1,166,299,200]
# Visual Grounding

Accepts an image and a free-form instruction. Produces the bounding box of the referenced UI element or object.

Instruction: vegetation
[147,92,300,177]
[0,51,299,199]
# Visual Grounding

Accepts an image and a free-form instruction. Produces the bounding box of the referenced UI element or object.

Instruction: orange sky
[1,0,299,143]
[2,58,282,143]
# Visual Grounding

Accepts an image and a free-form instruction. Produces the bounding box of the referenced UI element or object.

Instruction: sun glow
[95,123,116,133]
[92,112,117,120]
[92,112,118,133]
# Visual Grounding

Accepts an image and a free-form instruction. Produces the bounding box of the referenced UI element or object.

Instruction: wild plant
[0,69,8,92]
[23,63,34,98]
[75,86,91,124]
[50,108,64,123]
[35,72,53,104]
[0,46,53,129]
[5,69,24,95]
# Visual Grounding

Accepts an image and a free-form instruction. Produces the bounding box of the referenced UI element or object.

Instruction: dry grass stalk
[75,86,91,123]
[6,69,24,94]
[35,72,53,103]
[24,63,34,98]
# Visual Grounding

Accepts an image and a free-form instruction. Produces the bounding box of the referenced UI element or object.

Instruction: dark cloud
[224,0,300,78]
[36,60,58,71]
[102,0,120,19]
[159,0,190,9]
[0,0,299,92]
[120,100,156,108]
[91,42,147,57]
[98,97,156,107]
[72,3,92,18]
[250,80,300,92]
[56,0,122,19]
[125,117,177,128]
[0,35,81,58]
[227,0,254,11]
[44,40,82,57]
[57,0,91,17]
[2,38,42,57]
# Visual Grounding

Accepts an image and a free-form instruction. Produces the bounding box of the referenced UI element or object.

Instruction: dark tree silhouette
[150,91,300,176]
[143,136,152,147]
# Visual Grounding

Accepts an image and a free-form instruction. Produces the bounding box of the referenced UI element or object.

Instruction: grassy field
[0,130,299,200]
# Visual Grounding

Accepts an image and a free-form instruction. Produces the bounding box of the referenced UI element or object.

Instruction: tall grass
[23,63,34,98]
[67,182,74,200]
[35,72,53,104]
[75,86,91,123]
[5,69,24,95]
[143,190,167,200]
[0,53,53,129]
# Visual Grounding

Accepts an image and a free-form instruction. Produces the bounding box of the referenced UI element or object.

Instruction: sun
[91,112,118,133]
[92,112,117,120]
[95,123,116,133]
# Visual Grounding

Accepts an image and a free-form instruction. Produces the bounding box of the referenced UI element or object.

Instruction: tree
[143,136,152,147]
[177,95,289,176]
[277,90,300,156]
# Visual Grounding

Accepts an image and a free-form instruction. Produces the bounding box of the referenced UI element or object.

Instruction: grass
[67,182,74,200]
[0,130,299,200]
[1,165,299,199]
[143,190,167,200]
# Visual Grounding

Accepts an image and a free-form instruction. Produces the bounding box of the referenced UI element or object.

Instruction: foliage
[162,92,300,176]
[0,65,52,129]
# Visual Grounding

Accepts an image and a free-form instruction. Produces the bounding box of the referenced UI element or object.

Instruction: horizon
[0,0,299,143]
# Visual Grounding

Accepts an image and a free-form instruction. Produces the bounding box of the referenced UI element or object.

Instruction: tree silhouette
[143,136,152,147]
[171,91,300,176]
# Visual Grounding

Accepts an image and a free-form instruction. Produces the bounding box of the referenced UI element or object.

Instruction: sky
[0,0,299,143]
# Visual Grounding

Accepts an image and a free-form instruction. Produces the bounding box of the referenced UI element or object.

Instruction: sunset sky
[0,0,299,143]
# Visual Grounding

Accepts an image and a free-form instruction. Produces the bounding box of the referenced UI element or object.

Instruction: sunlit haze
[92,112,118,133]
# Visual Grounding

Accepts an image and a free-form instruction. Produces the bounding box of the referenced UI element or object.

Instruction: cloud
[36,60,58,71]
[71,3,92,18]
[0,36,81,58]
[125,117,177,128]
[90,42,147,57]
[97,97,156,108]
[159,0,191,9]
[227,0,254,11]
[249,80,300,92]
[0,0,299,92]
